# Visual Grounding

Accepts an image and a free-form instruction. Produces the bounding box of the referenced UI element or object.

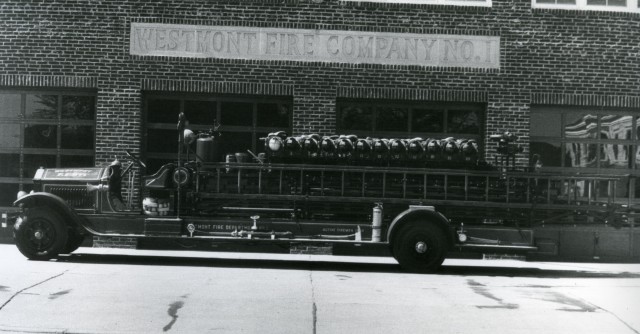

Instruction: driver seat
[106,163,128,211]
[144,163,175,190]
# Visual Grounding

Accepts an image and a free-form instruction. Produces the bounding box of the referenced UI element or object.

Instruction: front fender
[14,192,85,234]
[387,205,454,245]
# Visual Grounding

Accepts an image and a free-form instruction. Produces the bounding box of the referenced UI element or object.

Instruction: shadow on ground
[53,252,640,279]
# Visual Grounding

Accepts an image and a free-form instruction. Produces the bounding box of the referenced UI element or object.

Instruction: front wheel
[61,230,85,254]
[392,222,449,273]
[14,208,69,260]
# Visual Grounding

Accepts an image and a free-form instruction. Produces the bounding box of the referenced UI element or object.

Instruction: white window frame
[532,0,639,12]
[340,0,492,8]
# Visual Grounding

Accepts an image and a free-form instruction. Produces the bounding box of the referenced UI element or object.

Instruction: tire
[13,207,69,260]
[61,230,85,254]
[392,222,449,273]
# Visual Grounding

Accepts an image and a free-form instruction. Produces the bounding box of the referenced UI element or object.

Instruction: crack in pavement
[309,271,317,334]
[596,304,640,334]
[0,270,68,312]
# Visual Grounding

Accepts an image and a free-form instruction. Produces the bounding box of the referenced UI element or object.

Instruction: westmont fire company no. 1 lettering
[130,23,500,68]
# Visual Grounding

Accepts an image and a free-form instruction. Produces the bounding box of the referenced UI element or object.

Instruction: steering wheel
[125,149,147,169]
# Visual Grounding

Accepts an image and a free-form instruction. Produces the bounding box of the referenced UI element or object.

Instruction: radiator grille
[44,184,94,209]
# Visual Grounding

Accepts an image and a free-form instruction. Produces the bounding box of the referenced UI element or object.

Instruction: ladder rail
[203,162,624,208]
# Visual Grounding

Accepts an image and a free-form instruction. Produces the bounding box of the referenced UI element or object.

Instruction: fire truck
[1,113,628,273]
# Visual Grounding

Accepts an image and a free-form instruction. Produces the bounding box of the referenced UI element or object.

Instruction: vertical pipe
[176,112,185,218]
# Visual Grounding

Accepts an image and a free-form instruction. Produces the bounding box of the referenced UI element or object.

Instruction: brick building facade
[1,0,639,258]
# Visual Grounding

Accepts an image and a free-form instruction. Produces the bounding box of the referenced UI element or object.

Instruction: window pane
[587,0,607,4]
[0,154,20,177]
[146,158,173,175]
[600,115,632,140]
[184,100,216,126]
[219,132,253,156]
[257,103,290,128]
[0,183,20,207]
[220,102,253,126]
[565,113,597,139]
[536,0,556,3]
[255,132,269,155]
[376,107,408,132]
[565,143,597,168]
[601,144,630,169]
[62,95,95,120]
[608,0,626,6]
[0,94,21,118]
[25,94,58,119]
[147,98,180,124]
[0,123,21,148]
[557,0,576,4]
[24,124,57,149]
[447,109,480,134]
[61,155,94,167]
[340,105,373,131]
[412,109,444,133]
[530,140,562,167]
[531,112,562,137]
[61,125,94,149]
[24,154,57,178]
[147,129,178,153]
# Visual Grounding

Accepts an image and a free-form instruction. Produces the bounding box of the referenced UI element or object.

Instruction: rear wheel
[14,208,69,260]
[392,222,449,273]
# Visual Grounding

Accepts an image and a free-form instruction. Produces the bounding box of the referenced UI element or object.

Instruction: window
[531,107,638,170]
[532,0,638,12]
[144,94,292,172]
[338,100,484,141]
[0,90,96,207]
[531,106,640,201]
[341,0,492,7]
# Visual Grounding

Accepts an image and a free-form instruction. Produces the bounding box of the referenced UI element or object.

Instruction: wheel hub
[34,230,44,240]
[415,241,428,253]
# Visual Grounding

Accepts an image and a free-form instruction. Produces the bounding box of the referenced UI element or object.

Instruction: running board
[456,243,538,253]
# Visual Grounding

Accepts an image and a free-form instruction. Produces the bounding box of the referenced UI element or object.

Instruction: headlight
[268,137,283,152]
[16,191,27,200]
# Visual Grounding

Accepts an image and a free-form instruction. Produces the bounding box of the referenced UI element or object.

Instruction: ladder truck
[2,113,626,273]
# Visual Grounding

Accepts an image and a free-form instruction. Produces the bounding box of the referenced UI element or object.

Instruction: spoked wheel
[392,222,449,273]
[14,208,68,260]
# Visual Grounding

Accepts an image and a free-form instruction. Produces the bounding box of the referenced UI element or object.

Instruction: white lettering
[342,36,356,57]
[461,40,474,61]
[327,36,339,55]
[129,23,500,69]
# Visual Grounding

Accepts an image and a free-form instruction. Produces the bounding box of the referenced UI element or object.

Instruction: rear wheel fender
[387,207,453,245]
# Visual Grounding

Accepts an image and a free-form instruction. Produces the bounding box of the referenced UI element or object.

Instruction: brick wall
[1,0,638,170]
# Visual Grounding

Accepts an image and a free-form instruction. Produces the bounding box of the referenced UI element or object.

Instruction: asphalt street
[0,244,639,334]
